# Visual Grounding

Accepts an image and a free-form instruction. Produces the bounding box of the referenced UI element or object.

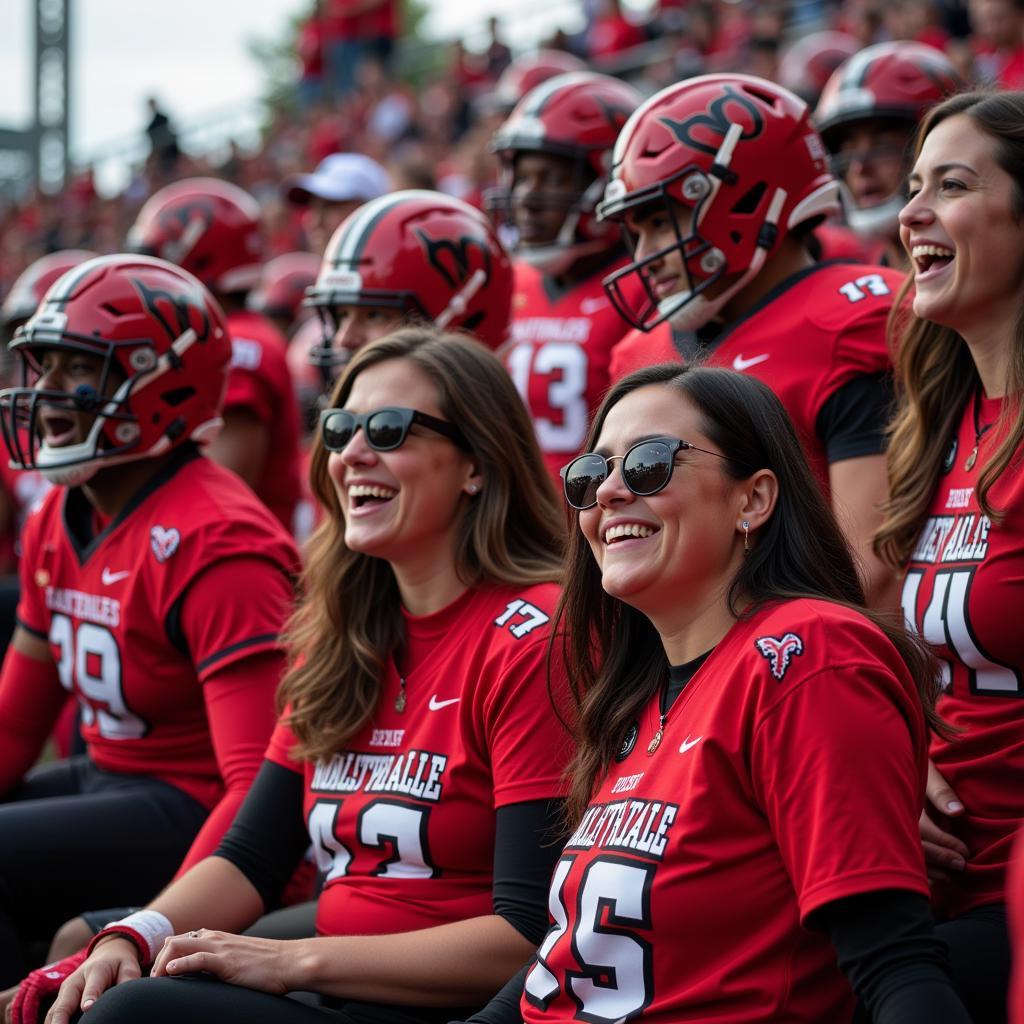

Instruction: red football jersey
[265,581,573,938]
[608,262,902,494]
[522,599,929,1024]
[504,262,633,483]
[902,393,1024,916]
[224,309,302,531]
[15,450,299,809]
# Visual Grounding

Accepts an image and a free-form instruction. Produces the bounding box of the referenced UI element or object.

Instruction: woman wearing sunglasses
[42,328,571,1024]
[462,363,971,1024]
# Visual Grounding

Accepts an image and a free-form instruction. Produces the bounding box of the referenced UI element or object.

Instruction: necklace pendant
[965,446,979,471]
[647,729,663,755]
[394,684,407,714]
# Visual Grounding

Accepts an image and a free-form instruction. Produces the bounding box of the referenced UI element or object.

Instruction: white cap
[282,153,392,205]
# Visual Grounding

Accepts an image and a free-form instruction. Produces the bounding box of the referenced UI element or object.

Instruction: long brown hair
[279,327,565,762]
[556,364,945,825]
[875,90,1024,567]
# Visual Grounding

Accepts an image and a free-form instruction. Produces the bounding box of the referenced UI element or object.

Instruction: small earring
[468,484,479,495]
[742,519,750,552]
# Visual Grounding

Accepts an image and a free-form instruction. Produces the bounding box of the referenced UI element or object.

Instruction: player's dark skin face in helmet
[511,152,579,246]
[31,347,162,518]
[34,349,117,452]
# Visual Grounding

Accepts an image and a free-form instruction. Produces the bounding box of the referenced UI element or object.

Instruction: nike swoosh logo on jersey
[428,696,460,711]
[101,568,131,585]
[580,296,610,315]
[679,735,703,754]
[731,353,770,371]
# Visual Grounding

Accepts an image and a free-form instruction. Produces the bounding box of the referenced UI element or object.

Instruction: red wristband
[86,926,148,966]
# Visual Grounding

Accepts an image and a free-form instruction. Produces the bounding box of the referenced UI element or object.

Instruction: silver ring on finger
[188,929,202,938]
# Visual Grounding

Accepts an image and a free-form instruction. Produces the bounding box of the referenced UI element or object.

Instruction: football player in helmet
[0,252,94,573]
[815,41,964,266]
[128,178,301,530]
[306,188,514,386]
[248,251,321,341]
[489,71,644,482]
[0,254,298,990]
[601,73,902,608]
[487,48,588,117]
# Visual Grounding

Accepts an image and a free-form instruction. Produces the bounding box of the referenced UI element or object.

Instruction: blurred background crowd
[3,0,1021,302]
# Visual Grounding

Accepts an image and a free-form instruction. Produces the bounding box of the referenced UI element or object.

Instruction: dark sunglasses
[319,406,469,453]
[561,436,733,510]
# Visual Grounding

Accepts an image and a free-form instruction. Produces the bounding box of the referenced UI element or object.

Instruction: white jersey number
[838,273,891,303]
[309,798,436,880]
[49,613,146,739]
[902,567,1022,696]
[507,342,589,453]
[525,854,654,1023]
[494,599,550,638]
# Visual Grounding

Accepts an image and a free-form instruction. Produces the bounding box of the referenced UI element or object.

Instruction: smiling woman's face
[327,357,476,569]
[579,383,749,617]
[900,112,1024,340]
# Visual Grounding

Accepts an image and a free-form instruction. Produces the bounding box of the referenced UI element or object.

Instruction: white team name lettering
[564,798,679,860]
[230,338,263,371]
[912,514,990,564]
[311,750,447,802]
[369,728,406,748]
[511,317,592,344]
[44,587,121,628]
[610,772,645,794]
[945,487,975,510]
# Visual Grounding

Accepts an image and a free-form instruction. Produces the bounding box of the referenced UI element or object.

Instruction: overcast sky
[0,0,600,190]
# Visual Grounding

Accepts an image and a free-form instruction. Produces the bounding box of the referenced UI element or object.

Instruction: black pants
[78,975,476,1024]
[0,755,207,987]
[938,902,1009,1024]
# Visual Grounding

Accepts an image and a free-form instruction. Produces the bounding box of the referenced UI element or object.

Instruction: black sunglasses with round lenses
[320,406,469,453]
[561,436,732,510]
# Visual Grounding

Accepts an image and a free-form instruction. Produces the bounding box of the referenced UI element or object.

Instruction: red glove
[9,948,88,1024]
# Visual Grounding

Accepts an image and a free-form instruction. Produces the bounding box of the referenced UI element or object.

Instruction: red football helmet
[249,251,321,327]
[814,42,964,237]
[597,74,839,332]
[491,50,588,115]
[0,254,231,486]
[490,72,643,276]
[306,189,513,373]
[127,177,264,294]
[1,251,98,339]
[779,31,860,105]
[815,42,964,147]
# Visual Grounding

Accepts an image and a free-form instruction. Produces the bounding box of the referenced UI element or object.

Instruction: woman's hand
[151,929,296,995]
[43,938,140,1024]
[920,761,970,884]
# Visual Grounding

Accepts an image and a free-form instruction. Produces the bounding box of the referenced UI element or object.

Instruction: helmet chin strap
[38,460,99,487]
[846,191,903,240]
[517,177,610,277]
[519,239,607,276]
[663,186,788,333]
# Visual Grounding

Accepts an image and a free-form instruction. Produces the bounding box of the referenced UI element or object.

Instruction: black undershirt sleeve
[811,889,972,1024]
[212,758,310,911]
[492,799,566,945]
[815,371,895,463]
[450,963,531,1024]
